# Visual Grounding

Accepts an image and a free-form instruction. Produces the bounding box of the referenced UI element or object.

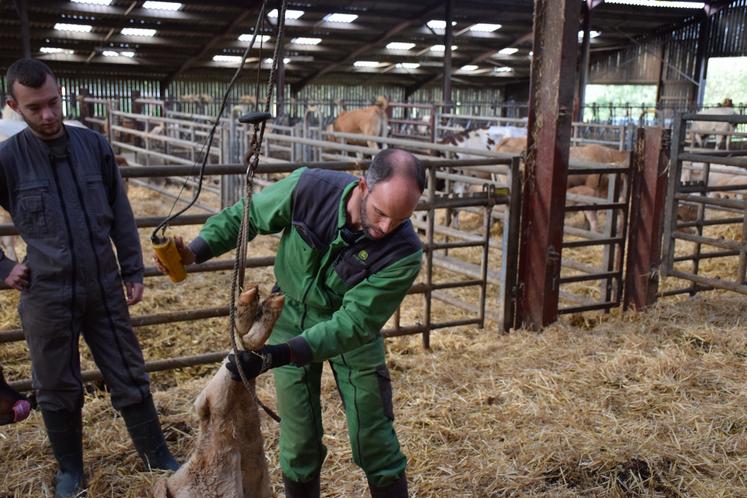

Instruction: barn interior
[1,1,746,497]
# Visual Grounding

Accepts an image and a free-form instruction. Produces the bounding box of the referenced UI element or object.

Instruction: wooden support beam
[624,127,671,311]
[515,0,580,330]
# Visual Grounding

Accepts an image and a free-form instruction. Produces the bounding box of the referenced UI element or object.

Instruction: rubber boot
[282,473,320,498]
[368,473,408,498]
[120,395,179,471]
[41,409,86,498]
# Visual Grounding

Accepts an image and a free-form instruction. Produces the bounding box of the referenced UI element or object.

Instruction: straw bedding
[0,185,745,497]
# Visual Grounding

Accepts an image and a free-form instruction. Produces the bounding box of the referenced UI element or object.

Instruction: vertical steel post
[277,44,286,119]
[516,0,580,329]
[13,0,31,58]
[423,165,436,348]
[623,127,671,310]
[576,1,591,122]
[443,0,454,109]
[503,157,522,332]
[662,115,687,275]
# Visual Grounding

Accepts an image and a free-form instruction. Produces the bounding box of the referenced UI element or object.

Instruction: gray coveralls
[0,125,150,412]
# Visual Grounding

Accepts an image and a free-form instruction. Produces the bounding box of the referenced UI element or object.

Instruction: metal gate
[662,112,747,295]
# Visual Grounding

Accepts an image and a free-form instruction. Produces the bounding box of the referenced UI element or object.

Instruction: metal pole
[13,0,31,58]
[443,0,454,108]
[576,0,591,122]
[516,0,580,330]
[277,43,286,119]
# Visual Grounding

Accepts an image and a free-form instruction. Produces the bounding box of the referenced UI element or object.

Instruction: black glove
[226,344,292,381]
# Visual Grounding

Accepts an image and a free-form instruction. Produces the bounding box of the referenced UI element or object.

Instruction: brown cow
[153,285,284,498]
[496,137,630,232]
[328,96,389,150]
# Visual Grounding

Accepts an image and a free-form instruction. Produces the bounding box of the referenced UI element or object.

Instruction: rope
[227,0,287,424]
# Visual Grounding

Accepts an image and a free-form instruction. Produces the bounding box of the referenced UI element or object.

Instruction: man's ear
[358,176,368,194]
[6,98,19,112]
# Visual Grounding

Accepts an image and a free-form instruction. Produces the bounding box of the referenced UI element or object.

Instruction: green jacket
[192,167,422,362]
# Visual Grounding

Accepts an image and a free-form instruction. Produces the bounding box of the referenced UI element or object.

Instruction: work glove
[226,344,292,381]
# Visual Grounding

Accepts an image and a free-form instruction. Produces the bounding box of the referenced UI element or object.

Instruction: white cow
[690,106,738,150]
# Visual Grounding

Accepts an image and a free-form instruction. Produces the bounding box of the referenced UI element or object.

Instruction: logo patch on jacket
[357,250,368,261]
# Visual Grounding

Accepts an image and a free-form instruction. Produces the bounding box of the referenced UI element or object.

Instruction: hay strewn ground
[1,184,746,497]
[2,294,746,497]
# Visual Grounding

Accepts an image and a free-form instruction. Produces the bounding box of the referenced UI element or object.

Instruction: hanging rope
[227,0,287,423]
[150,1,272,244]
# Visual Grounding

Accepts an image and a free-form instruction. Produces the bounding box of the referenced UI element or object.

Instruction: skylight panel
[605,0,704,7]
[213,55,243,63]
[324,13,358,23]
[71,0,112,5]
[498,47,519,55]
[469,23,502,32]
[40,47,76,55]
[263,57,291,64]
[430,44,458,52]
[426,20,456,29]
[268,9,304,19]
[239,34,271,43]
[460,65,479,71]
[396,62,420,69]
[291,37,322,45]
[54,23,93,32]
[103,50,135,57]
[354,61,383,67]
[142,1,182,10]
[121,27,157,37]
[577,30,601,39]
[386,42,415,50]
[494,66,513,73]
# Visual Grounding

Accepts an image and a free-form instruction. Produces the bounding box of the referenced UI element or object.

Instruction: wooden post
[623,127,671,310]
[515,0,580,330]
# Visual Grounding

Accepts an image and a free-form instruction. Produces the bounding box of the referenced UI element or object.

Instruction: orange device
[152,236,187,283]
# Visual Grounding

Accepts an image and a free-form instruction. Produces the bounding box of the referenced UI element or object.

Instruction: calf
[0,208,17,263]
[154,285,283,498]
[328,96,389,151]
[0,366,32,426]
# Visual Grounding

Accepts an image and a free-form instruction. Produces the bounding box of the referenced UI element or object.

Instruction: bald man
[164,148,424,497]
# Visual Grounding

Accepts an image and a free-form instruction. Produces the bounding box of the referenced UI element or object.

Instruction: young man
[162,148,425,498]
[0,58,178,497]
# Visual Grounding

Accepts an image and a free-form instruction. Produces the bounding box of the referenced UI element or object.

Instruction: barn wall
[589,0,747,107]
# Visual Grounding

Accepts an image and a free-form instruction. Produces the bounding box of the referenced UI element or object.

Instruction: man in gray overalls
[0,58,178,497]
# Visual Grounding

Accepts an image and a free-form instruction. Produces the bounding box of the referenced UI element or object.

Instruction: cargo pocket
[375,364,394,421]
[16,182,52,238]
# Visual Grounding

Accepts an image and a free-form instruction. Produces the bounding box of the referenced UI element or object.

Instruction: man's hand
[152,236,196,275]
[226,344,292,381]
[226,351,267,381]
[3,263,30,291]
[124,281,144,305]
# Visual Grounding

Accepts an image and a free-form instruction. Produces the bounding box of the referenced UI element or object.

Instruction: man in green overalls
[166,148,424,497]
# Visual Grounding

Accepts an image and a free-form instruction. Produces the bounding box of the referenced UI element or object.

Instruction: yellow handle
[152,237,187,283]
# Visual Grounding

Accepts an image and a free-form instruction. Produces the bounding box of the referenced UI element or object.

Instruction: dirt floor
[1,184,745,497]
